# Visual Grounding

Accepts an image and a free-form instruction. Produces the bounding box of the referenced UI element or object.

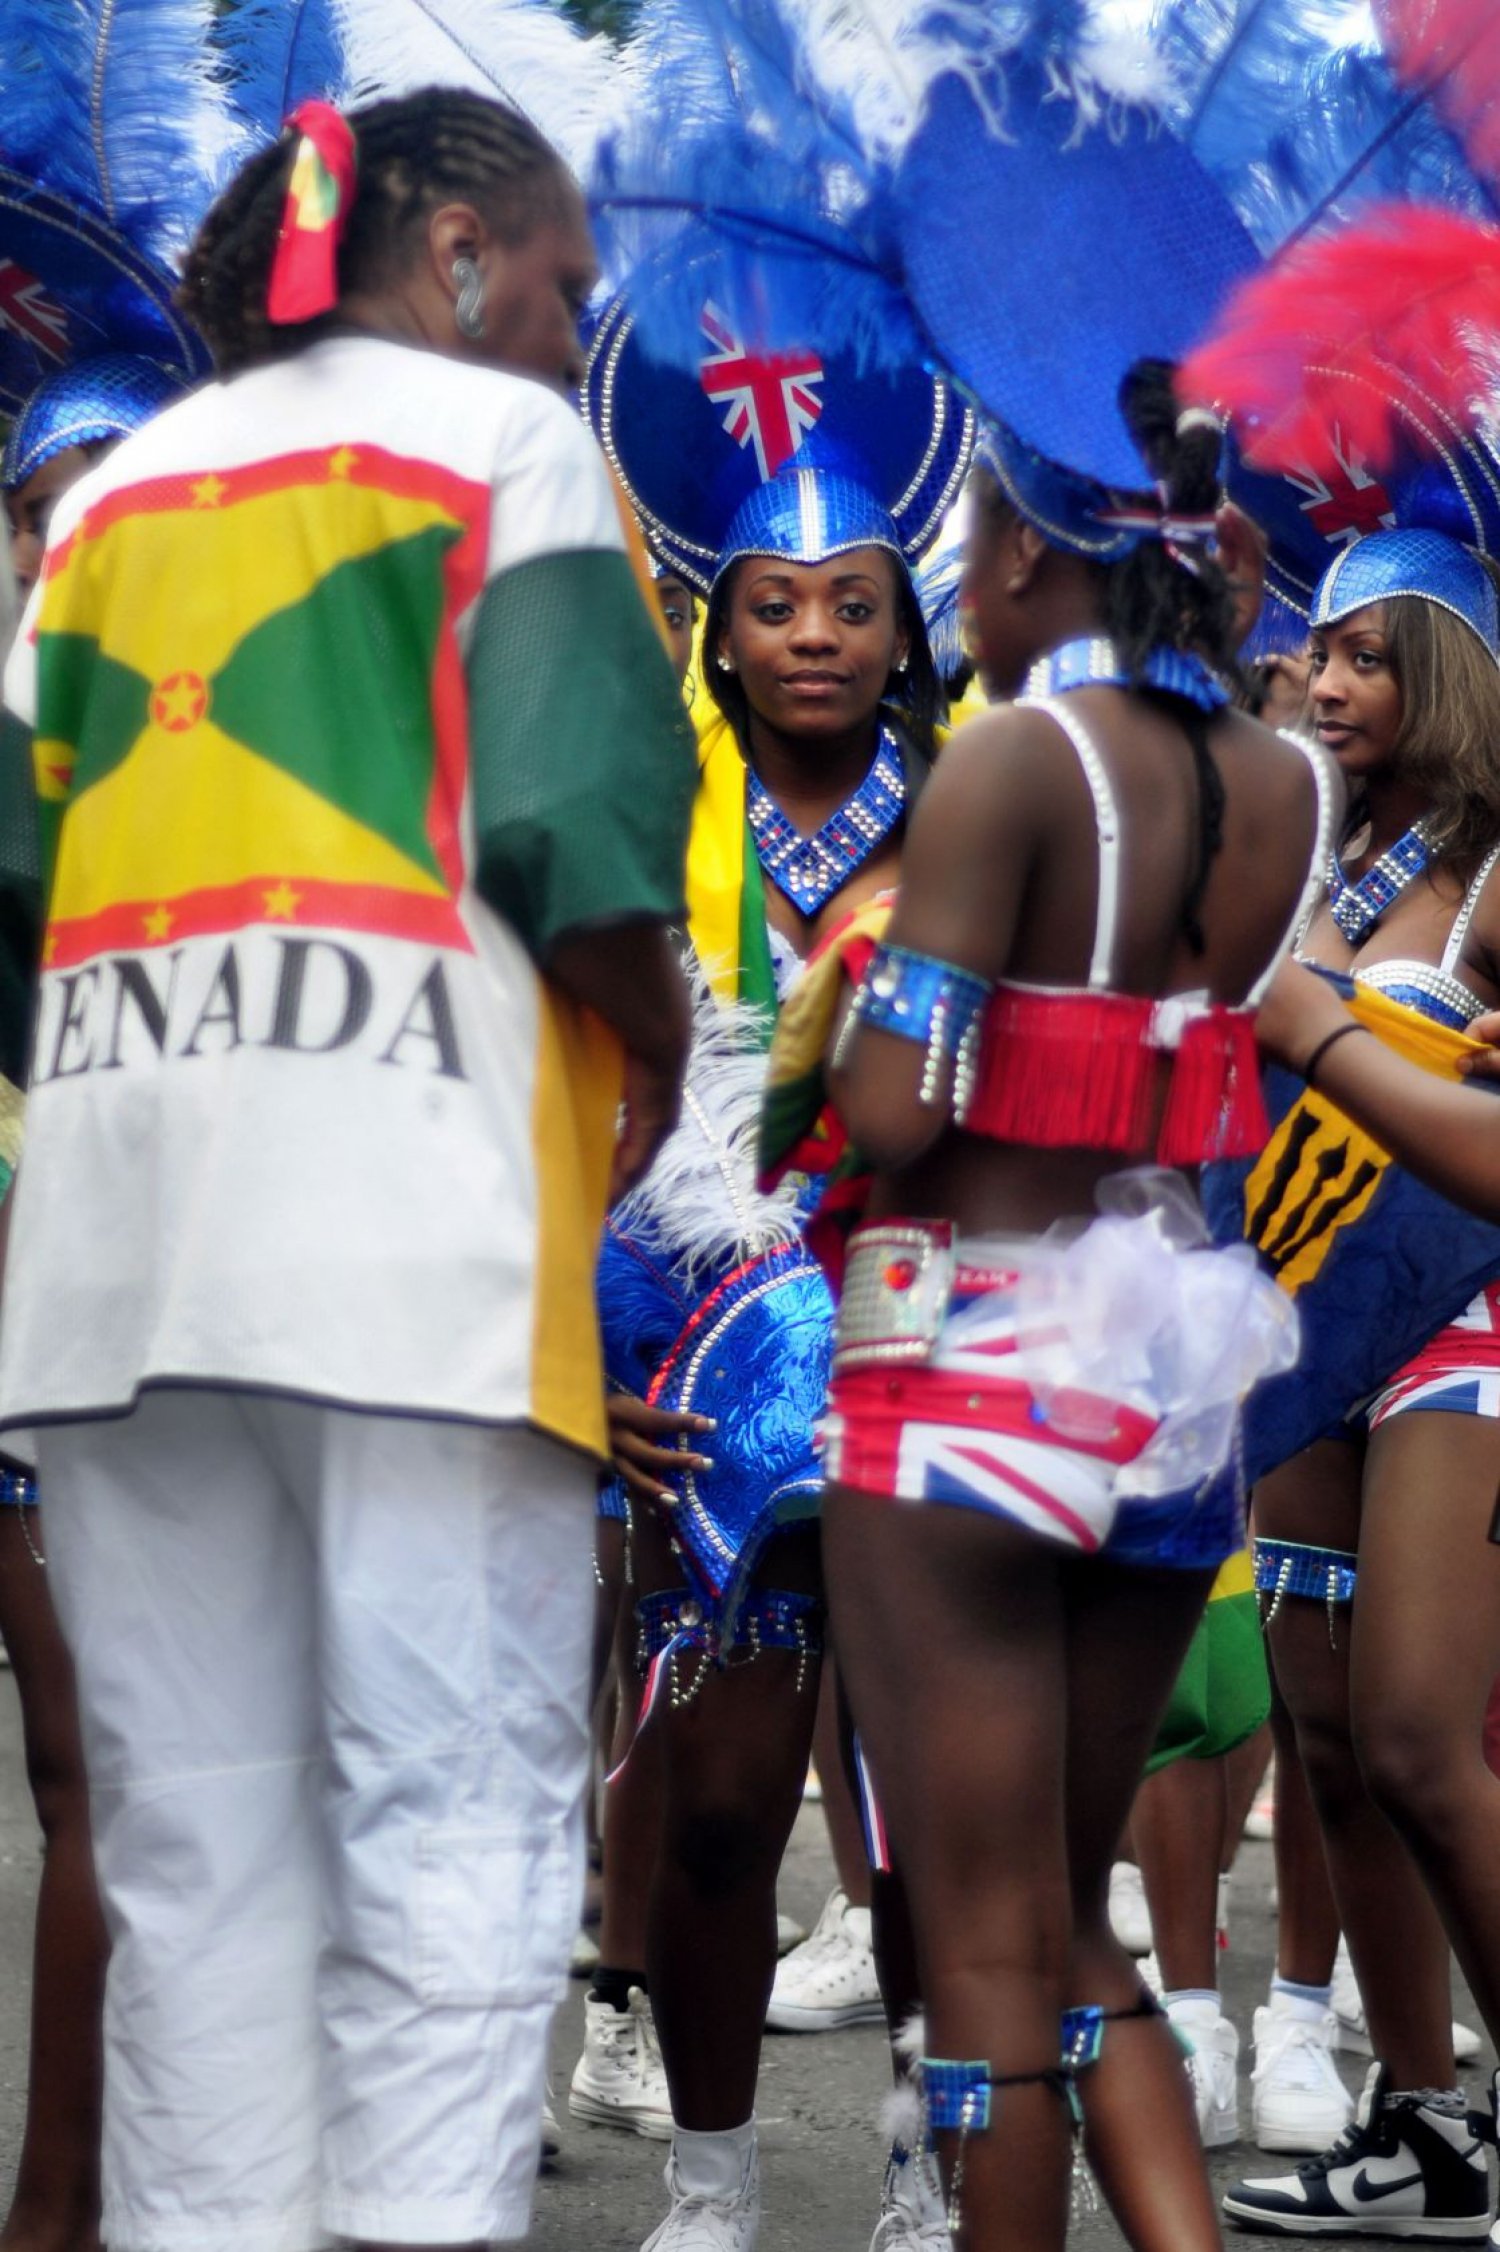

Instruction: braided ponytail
[180,90,570,375]
[1101,358,1239,681]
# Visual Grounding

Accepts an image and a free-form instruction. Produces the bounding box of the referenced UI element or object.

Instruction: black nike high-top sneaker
[1224,2064,1493,2239]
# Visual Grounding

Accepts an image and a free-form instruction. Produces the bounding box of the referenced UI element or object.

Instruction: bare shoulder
[1212,708,1341,824]
[930,699,1084,812]
[909,698,1076,855]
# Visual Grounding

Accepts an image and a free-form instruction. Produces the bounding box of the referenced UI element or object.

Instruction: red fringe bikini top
[959,695,1336,1165]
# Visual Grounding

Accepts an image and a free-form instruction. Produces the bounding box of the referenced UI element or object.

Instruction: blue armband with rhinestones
[849,943,993,1109]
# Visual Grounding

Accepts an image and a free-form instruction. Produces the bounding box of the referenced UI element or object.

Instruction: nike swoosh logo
[1348,2167,1424,2203]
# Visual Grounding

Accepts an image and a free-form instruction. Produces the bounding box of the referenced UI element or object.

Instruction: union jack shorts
[823,1231,1161,1557]
[1362,1278,1500,1430]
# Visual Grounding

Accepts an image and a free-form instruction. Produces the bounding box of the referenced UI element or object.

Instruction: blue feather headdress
[0,0,624,424]
[212,0,347,151]
[0,0,241,411]
[590,0,1500,603]
[584,249,971,592]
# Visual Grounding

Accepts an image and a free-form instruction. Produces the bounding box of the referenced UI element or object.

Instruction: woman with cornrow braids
[0,89,696,2252]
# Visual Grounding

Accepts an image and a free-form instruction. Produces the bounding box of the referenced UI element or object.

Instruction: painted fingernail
[657,1487,679,1506]
[696,1417,719,1432]
[694,1456,715,1473]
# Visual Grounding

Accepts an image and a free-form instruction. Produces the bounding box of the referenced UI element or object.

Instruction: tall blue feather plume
[89,0,239,249]
[0,0,233,265]
[589,0,1190,383]
[0,2,102,220]
[1150,0,1500,248]
[213,0,347,148]
[592,0,956,374]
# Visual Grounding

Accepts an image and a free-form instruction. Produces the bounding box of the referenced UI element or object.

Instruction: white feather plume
[776,0,1170,164]
[334,0,625,177]
[779,0,1014,162]
[893,2010,927,2065]
[610,981,804,1287]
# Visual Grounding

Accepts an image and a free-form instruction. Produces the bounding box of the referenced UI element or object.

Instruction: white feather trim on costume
[893,2010,927,2066]
[881,2078,924,2150]
[610,982,803,1286]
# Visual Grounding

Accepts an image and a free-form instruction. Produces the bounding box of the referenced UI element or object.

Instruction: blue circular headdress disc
[896,68,1263,493]
[585,249,972,593]
[0,172,207,417]
[1225,361,1500,629]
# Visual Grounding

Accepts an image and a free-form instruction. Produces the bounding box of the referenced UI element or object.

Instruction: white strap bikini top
[1015,696,1336,1005]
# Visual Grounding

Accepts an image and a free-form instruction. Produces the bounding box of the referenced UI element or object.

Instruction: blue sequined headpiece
[583,258,972,596]
[1311,528,1500,658]
[713,466,903,589]
[2,354,184,489]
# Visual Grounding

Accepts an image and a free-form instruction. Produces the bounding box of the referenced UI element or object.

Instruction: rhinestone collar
[746,728,906,918]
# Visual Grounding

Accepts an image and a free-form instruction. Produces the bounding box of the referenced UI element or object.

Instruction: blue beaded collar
[746,726,906,917]
[1023,635,1230,712]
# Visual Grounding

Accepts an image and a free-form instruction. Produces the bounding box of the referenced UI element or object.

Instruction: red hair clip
[267,101,358,327]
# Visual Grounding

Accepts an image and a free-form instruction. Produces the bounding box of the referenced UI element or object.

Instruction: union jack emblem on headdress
[1285,431,1395,548]
[698,302,824,481]
[0,263,68,359]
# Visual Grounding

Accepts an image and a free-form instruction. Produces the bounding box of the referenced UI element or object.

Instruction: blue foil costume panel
[597,1228,832,1645]
[595,986,835,1653]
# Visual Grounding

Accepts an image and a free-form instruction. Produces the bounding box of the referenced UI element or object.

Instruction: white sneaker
[570,1987,674,2139]
[1330,1938,1482,2064]
[1251,1996,1355,2154]
[776,1910,807,1956]
[1109,1860,1154,1956]
[766,1886,884,2031]
[641,2135,760,2252]
[869,2142,948,2250]
[1168,1997,1241,2148]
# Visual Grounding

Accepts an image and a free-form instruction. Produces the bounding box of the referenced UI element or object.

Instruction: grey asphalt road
[0,1675,1489,2250]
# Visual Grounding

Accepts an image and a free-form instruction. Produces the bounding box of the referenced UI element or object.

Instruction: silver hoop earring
[452,257,486,341]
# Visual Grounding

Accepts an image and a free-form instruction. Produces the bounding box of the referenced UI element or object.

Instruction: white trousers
[39,1389,595,2252]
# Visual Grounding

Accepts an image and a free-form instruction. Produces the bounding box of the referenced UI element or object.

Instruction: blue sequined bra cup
[1336,838,1500,1032]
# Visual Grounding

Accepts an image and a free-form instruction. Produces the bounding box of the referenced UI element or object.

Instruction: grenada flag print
[32,442,486,971]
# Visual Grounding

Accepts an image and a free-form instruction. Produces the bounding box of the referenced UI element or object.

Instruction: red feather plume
[1375,0,1500,190]
[1179,203,1500,477]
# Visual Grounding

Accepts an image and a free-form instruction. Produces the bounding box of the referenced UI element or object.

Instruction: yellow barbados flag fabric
[1203,974,1500,1481]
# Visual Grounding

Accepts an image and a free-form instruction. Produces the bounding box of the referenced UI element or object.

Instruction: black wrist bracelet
[1303,1020,1366,1087]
